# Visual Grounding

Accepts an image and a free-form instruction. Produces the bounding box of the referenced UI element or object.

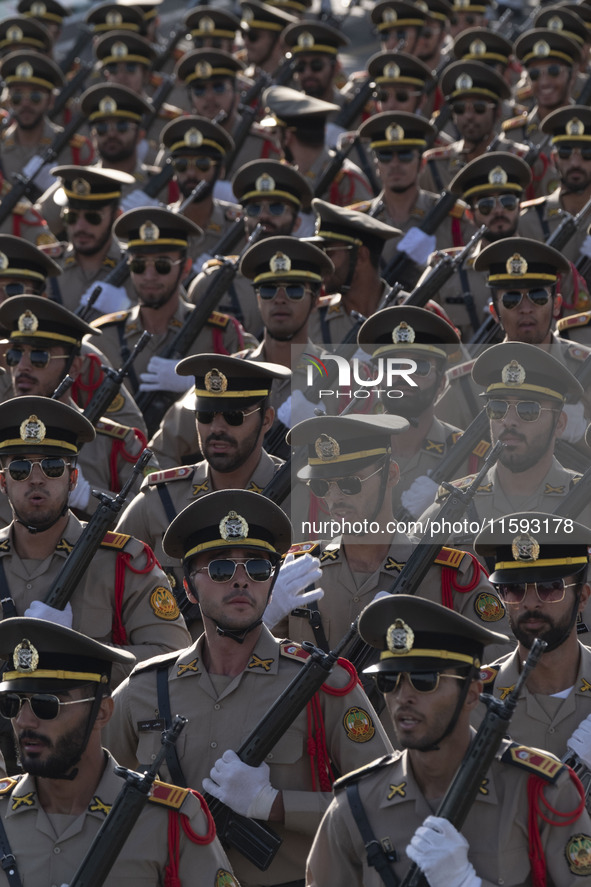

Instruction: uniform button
[210,741,217,749]
[548,727,555,734]
[266,753,273,761]
[214,703,221,711]
[498,880,504,885]
[53,847,60,855]
[353,596,359,602]
[151,754,156,760]
[26,584,32,590]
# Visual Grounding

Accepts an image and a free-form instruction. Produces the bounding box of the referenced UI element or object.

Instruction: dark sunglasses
[257,283,310,301]
[0,692,94,720]
[381,28,407,40]
[197,406,261,426]
[375,671,466,694]
[556,145,591,161]
[294,58,327,73]
[245,201,289,217]
[376,89,420,104]
[192,558,275,582]
[190,80,231,96]
[375,147,417,164]
[0,283,26,297]
[243,29,262,43]
[172,156,218,172]
[451,100,495,115]
[485,400,557,423]
[105,61,141,74]
[5,348,68,369]
[93,119,135,135]
[307,464,383,498]
[127,257,184,275]
[528,64,565,81]
[494,578,579,604]
[9,90,45,106]
[413,358,439,377]
[4,457,72,481]
[475,194,519,216]
[61,208,106,226]
[500,288,552,310]
[193,37,225,49]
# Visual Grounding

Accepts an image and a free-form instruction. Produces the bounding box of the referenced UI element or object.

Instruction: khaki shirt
[0,194,56,247]
[296,147,373,207]
[306,738,591,887]
[0,119,93,188]
[0,752,238,887]
[476,643,591,759]
[0,513,190,685]
[519,188,591,275]
[227,118,282,177]
[307,280,391,345]
[104,627,393,887]
[171,199,241,272]
[54,239,136,315]
[190,262,264,336]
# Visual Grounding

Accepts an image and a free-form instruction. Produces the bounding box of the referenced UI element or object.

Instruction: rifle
[468,311,502,346]
[69,716,187,887]
[43,449,153,610]
[50,61,94,122]
[82,332,152,427]
[141,74,175,135]
[398,638,547,887]
[545,194,591,253]
[381,190,459,290]
[58,27,93,75]
[561,748,591,810]
[336,76,375,131]
[313,134,361,198]
[203,627,357,870]
[135,224,265,433]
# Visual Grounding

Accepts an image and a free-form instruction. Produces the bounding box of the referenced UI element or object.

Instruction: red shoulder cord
[109,427,148,491]
[71,352,104,408]
[527,768,586,887]
[111,542,158,644]
[440,552,484,609]
[305,659,360,792]
[165,791,217,887]
[450,216,463,249]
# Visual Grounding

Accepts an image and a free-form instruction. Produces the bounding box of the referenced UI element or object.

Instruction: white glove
[561,402,588,444]
[79,282,130,315]
[24,600,73,629]
[213,179,237,203]
[262,552,324,629]
[276,391,321,429]
[567,713,591,769]
[203,749,278,820]
[406,816,481,887]
[397,228,437,266]
[22,155,58,193]
[192,253,214,276]
[68,464,91,510]
[400,475,439,518]
[120,189,160,212]
[579,234,591,260]
[138,356,194,394]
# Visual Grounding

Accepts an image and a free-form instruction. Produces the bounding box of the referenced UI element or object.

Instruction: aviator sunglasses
[192,558,275,582]
[4,457,72,481]
[375,671,466,694]
[0,693,94,720]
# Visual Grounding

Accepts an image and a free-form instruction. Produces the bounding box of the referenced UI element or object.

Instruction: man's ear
[262,405,275,434]
[553,293,563,318]
[95,695,114,728]
[68,355,84,383]
[69,466,78,491]
[465,678,483,711]
[0,470,6,496]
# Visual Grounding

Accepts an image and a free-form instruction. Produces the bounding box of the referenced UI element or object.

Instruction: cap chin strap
[14,502,69,535]
[340,245,358,294]
[420,668,477,753]
[213,567,281,644]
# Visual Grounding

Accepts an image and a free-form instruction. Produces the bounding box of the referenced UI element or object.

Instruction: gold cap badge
[219,510,249,541]
[194,61,212,79]
[256,173,275,192]
[204,368,228,393]
[17,310,38,333]
[547,15,563,31]
[112,41,128,58]
[0,252,8,272]
[20,415,46,443]
[72,177,91,196]
[199,15,214,33]
[269,252,291,274]
[7,26,23,42]
[139,221,159,242]
[383,8,397,23]
[31,1,47,14]
[15,62,33,79]
[98,96,117,114]
[506,253,528,276]
[13,639,39,674]
[512,533,540,562]
[456,73,473,91]
[566,117,585,137]
[314,433,340,461]
[383,62,400,79]
[184,127,203,147]
[392,321,416,345]
[469,38,487,56]
[106,10,122,24]
[385,123,404,142]
[501,359,526,386]
[488,166,508,186]
[533,40,550,58]
[387,618,414,655]
[297,31,315,48]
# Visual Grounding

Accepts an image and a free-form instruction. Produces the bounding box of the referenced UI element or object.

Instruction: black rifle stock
[399,638,548,887]
[203,628,357,870]
[141,74,175,135]
[50,61,94,121]
[43,449,153,610]
[151,0,201,72]
[313,135,360,198]
[58,28,93,75]
[545,194,591,253]
[69,716,187,887]
[82,331,152,427]
[401,225,487,309]
[561,748,591,810]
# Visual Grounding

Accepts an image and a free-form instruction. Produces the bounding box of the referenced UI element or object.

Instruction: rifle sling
[156,665,187,788]
[345,783,400,887]
[0,814,21,887]
[304,601,330,653]
[0,561,17,620]
[115,323,139,394]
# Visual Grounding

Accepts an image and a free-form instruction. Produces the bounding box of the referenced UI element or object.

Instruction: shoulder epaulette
[132,649,181,676]
[333,753,402,791]
[148,779,189,809]
[346,199,372,212]
[520,196,547,209]
[434,546,466,570]
[502,114,528,133]
[90,310,131,328]
[287,541,322,557]
[449,200,467,219]
[0,777,21,796]
[500,743,565,783]
[479,665,499,686]
[145,466,194,486]
[69,133,87,148]
[280,641,310,663]
[96,418,132,439]
[422,145,452,160]
[565,342,591,360]
[446,358,477,381]
[100,531,130,550]
[206,310,229,328]
[557,311,591,331]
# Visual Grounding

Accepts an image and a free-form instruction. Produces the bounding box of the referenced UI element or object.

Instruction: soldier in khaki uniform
[0,14,53,60]
[306,594,591,887]
[370,0,427,56]
[0,618,237,886]
[106,489,392,887]
[0,189,56,249]
[474,514,591,766]
[0,397,189,684]
[366,50,435,117]
[238,0,296,80]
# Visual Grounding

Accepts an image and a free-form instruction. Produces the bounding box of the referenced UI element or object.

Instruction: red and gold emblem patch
[343,707,375,743]
[150,587,180,620]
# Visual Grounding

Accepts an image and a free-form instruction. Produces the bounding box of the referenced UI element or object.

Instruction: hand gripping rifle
[399,638,548,887]
[82,331,152,428]
[135,224,265,433]
[203,627,357,870]
[43,449,153,610]
[69,715,187,887]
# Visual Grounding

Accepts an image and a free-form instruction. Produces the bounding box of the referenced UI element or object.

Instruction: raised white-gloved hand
[262,552,323,629]
[68,464,91,510]
[397,228,437,266]
[213,179,237,203]
[24,600,73,629]
[79,282,130,315]
[120,189,160,212]
[203,750,278,819]
[561,402,588,444]
[579,234,591,259]
[22,155,58,193]
[276,391,321,429]
[567,713,591,769]
[138,357,194,394]
[406,816,481,887]
[400,475,439,518]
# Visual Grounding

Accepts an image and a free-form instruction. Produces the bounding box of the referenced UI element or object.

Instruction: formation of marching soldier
[0,0,588,885]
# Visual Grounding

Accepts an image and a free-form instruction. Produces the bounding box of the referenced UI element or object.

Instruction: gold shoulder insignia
[472,439,491,459]
[501,744,564,783]
[449,200,467,219]
[333,753,402,791]
[145,466,193,485]
[501,114,527,132]
[320,547,340,563]
[423,439,444,455]
[288,541,321,557]
[566,343,590,360]
[544,484,565,495]
[346,200,372,212]
[96,419,131,440]
[148,779,189,809]
[207,311,230,328]
[0,538,10,552]
[434,546,465,570]
[280,641,310,662]
[100,531,130,550]
[0,777,19,796]
[90,310,131,328]
[557,311,591,330]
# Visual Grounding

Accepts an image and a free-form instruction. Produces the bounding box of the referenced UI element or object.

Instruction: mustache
[18,729,50,746]
[205,433,236,445]
[517,610,551,626]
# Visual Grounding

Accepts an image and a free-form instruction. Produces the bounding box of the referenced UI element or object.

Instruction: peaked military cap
[232,159,313,211]
[239,0,297,34]
[80,83,152,123]
[287,414,408,480]
[472,341,583,403]
[175,48,244,85]
[18,0,69,26]
[0,295,97,349]
[185,7,240,42]
[283,21,349,54]
[85,2,145,33]
[473,236,570,286]
[0,17,52,54]
[452,28,513,66]
[534,6,588,47]
[94,30,156,68]
[309,199,400,254]
[262,85,339,134]
[441,60,510,102]
[240,235,333,285]
[0,236,61,283]
[161,115,234,159]
[367,50,434,89]
[266,0,313,13]
[358,305,460,362]
[51,166,135,207]
[117,0,162,23]
[0,618,134,693]
[0,396,95,456]
[541,105,591,143]
[515,27,581,67]
[359,595,508,675]
[371,0,427,33]
[163,489,292,562]
[176,353,290,411]
[449,152,532,200]
[449,0,491,14]
[0,49,62,89]
[113,207,202,250]
[474,512,591,584]
[358,111,435,150]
